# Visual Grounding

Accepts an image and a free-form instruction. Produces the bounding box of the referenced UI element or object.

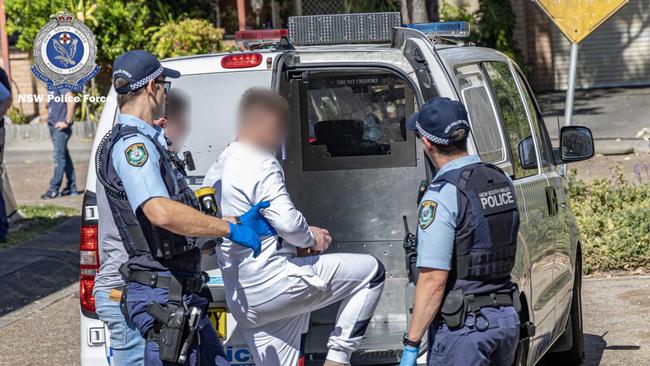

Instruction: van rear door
[279,57,428,362]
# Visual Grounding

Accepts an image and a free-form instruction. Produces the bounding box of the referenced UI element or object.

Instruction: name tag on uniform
[476,182,517,215]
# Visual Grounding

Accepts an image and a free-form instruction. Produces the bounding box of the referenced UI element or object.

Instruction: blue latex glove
[227,222,261,257]
[239,201,277,236]
[399,344,418,366]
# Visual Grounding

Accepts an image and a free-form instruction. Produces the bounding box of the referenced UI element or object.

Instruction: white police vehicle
[80,13,593,365]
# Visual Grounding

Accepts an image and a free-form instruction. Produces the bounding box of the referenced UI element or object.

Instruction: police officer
[96,50,274,366]
[399,97,520,366]
[93,89,192,366]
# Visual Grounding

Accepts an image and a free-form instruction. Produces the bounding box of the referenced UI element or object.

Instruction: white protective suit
[203,141,385,365]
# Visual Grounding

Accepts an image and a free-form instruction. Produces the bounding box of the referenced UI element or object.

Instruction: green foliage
[149,18,224,59]
[90,0,152,66]
[439,0,525,71]
[0,204,77,251]
[6,0,151,67]
[568,167,650,274]
[6,106,28,124]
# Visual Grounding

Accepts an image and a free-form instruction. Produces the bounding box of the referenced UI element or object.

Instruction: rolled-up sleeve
[416,185,458,270]
[255,158,314,248]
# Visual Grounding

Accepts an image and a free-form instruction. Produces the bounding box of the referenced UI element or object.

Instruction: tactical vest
[433,162,519,296]
[96,124,201,273]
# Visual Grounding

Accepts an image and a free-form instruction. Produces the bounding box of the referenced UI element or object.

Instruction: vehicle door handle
[545,186,558,216]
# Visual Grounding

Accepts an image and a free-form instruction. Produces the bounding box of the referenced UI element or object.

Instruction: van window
[456,64,505,163]
[298,69,416,171]
[483,62,537,179]
[513,69,553,167]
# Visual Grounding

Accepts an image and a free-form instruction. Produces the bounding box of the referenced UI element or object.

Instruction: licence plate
[208,307,227,339]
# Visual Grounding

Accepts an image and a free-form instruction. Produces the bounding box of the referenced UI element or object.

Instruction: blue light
[405,21,470,38]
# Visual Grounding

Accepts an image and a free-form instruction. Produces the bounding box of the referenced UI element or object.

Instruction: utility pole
[237,0,246,31]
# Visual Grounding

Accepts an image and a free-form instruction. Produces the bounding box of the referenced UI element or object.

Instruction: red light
[79,224,99,313]
[297,356,304,366]
[235,29,288,42]
[80,276,96,313]
[221,53,263,69]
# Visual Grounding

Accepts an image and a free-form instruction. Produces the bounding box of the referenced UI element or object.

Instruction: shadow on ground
[0,217,80,316]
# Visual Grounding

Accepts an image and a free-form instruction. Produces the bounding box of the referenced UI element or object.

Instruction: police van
[79,13,594,365]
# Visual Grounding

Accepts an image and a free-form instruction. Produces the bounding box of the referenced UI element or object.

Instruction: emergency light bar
[288,12,401,46]
[404,21,470,39]
[235,29,289,49]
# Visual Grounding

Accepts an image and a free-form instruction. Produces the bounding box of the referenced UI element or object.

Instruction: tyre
[552,253,585,364]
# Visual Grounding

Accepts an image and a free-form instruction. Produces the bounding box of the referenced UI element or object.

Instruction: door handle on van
[545,186,559,216]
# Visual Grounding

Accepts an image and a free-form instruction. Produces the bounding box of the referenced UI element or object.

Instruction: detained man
[203,89,386,366]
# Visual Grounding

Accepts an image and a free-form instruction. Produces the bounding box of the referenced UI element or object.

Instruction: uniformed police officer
[97,50,275,366]
[399,97,520,366]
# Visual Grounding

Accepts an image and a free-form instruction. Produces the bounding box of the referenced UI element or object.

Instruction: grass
[0,204,78,251]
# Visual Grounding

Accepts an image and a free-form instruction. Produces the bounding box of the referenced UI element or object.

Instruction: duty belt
[126,269,206,294]
[465,292,514,312]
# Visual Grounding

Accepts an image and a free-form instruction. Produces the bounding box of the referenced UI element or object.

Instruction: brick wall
[3,49,48,121]
[511,0,554,90]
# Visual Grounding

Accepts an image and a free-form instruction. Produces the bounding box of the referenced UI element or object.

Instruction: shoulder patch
[125,143,148,167]
[418,200,437,229]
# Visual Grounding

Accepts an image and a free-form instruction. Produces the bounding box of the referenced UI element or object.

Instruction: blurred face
[165,110,189,151]
[243,107,286,152]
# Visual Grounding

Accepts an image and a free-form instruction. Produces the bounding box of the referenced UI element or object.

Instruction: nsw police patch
[418,200,437,229]
[125,143,148,166]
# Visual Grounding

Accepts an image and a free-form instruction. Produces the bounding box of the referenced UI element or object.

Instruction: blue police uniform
[401,97,520,366]
[96,50,237,366]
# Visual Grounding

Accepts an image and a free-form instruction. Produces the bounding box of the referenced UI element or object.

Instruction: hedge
[568,166,650,274]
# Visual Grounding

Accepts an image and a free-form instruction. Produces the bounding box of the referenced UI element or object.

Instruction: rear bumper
[79,309,109,366]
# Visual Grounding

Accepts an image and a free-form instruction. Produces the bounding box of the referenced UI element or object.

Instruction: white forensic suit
[203,141,385,366]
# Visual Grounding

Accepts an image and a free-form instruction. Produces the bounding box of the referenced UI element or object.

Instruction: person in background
[0,67,12,242]
[41,88,78,199]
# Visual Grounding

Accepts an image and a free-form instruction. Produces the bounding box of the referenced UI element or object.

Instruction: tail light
[79,223,99,313]
[298,356,304,366]
[221,53,263,69]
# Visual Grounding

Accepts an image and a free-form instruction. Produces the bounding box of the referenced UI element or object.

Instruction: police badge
[31,11,100,92]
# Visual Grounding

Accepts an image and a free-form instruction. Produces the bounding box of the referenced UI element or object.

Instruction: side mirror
[518,136,537,169]
[558,126,594,163]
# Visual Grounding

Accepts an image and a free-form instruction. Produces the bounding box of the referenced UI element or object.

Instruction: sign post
[535,0,629,126]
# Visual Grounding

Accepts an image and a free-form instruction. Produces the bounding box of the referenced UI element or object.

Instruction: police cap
[406,97,470,145]
[112,50,180,94]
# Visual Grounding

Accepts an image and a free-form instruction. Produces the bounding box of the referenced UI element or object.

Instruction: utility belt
[439,287,521,330]
[119,264,207,363]
[120,267,207,294]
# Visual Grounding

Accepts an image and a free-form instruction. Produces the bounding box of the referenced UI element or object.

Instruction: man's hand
[239,201,276,236]
[399,345,418,366]
[54,121,68,131]
[227,223,261,257]
[309,226,332,253]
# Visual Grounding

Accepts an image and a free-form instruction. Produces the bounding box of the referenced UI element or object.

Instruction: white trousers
[226,253,385,366]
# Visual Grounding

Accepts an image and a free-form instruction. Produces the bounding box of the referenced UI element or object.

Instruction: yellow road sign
[535,0,629,43]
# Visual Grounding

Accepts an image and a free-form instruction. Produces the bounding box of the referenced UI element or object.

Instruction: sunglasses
[155,80,171,94]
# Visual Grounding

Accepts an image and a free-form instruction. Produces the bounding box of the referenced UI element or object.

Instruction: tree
[401,0,428,23]
[6,0,151,67]
[149,18,224,59]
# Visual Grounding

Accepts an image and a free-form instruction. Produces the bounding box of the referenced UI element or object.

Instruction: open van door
[278,52,431,363]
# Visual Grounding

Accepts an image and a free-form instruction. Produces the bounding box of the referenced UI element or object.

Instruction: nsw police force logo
[31,11,100,92]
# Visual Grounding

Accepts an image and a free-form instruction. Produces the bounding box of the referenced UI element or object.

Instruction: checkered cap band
[415,121,450,145]
[129,66,164,91]
[415,119,470,145]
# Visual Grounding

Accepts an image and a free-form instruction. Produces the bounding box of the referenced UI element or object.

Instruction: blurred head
[236,88,289,152]
[112,50,179,123]
[406,97,470,168]
[163,89,190,150]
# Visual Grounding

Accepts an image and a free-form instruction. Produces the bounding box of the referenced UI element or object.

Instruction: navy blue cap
[406,97,471,145]
[112,50,180,94]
